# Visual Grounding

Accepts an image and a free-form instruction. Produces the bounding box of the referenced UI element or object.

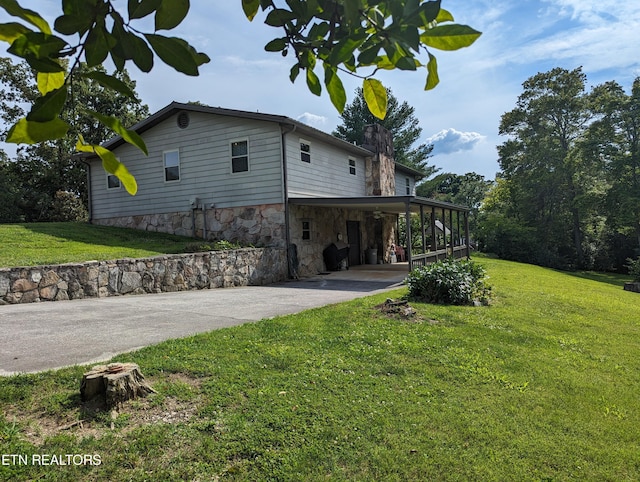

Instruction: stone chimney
[362,124,396,196]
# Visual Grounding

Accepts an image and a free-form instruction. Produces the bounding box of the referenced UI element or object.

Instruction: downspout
[280,123,297,278]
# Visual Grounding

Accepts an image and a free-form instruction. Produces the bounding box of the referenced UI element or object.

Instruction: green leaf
[25,56,65,73]
[327,36,363,66]
[324,66,346,113]
[419,0,441,24]
[363,78,387,120]
[265,8,297,27]
[85,25,116,66]
[0,22,30,44]
[155,0,189,31]
[128,0,162,20]
[27,87,67,122]
[77,137,138,195]
[6,117,69,144]
[306,68,321,96]
[242,0,260,21]
[37,71,65,95]
[86,109,148,155]
[54,14,92,35]
[264,37,287,52]
[424,52,439,90]
[7,31,67,60]
[80,71,136,98]
[436,8,454,23]
[0,0,51,34]
[289,63,300,83]
[114,29,154,72]
[145,33,202,75]
[420,24,481,51]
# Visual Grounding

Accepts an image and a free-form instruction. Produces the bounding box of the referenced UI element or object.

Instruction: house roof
[82,101,374,158]
[288,195,469,214]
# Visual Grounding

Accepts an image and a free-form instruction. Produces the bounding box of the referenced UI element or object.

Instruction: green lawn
[1,257,639,481]
[0,223,199,268]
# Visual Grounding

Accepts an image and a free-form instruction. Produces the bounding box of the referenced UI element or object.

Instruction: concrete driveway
[0,265,407,375]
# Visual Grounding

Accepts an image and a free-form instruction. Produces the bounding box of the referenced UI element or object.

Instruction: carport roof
[288,195,469,214]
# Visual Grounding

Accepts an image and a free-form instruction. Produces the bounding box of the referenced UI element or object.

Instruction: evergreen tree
[333,88,437,176]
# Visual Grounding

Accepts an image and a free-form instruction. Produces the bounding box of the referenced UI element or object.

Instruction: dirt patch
[6,372,205,446]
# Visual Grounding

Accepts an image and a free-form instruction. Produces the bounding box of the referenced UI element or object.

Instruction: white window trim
[348,157,357,176]
[300,139,311,163]
[163,148,181,183]
[230,137,250,174]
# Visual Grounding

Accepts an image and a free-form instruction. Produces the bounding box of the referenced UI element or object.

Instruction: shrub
[50,190,88,222]
[183,240,243,253]
[626,257,640,282]
[406,257,491,305]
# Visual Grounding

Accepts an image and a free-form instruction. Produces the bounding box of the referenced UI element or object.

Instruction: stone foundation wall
[93,203,286,248]
[0,247,286,305]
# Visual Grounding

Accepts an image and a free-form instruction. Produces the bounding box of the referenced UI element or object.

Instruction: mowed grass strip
[0,223,198,267]
[1,256,639,481]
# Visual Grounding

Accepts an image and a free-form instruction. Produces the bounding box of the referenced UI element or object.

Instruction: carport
[288,195,470,271]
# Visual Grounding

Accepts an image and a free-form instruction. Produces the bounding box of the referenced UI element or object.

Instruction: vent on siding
[177,111,190,129]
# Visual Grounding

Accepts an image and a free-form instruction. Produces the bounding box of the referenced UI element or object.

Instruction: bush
[406,257,491,305]
[183,240,243,253]
[49,190,88,222]
[626,257,640,282]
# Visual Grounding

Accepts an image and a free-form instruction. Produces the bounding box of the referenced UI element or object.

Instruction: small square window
[164,149,180,182]
[231,139,249,173]
[349,158,356,175]
[107,174,121,190]
[300,141,311,163]
[302,220,311,240]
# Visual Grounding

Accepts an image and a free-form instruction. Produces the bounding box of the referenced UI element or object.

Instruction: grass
[1,256,639,481]
[0,223,201,268]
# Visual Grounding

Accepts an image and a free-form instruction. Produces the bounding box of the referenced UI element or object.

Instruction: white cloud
[297,113,329,130]
[427,129,486,155]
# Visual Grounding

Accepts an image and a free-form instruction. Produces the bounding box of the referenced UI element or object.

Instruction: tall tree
[588,78,640,257]
[497,67,596,268]
[333,87,437,174]
[0,58,148,221]
[0,1,480,193]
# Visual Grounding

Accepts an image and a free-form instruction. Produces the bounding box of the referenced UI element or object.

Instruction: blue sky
[29,1,640,179]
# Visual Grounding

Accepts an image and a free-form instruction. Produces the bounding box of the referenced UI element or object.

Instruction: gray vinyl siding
[90,112,284,219]
[395,172,416,196]
[285,135,367,197]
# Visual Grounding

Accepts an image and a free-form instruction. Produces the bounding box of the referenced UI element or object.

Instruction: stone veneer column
[362,124,396,197]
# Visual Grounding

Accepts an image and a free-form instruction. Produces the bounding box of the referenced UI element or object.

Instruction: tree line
[478,67,639,272]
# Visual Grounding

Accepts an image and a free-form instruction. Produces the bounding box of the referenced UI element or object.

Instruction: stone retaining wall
[0,247,286,305]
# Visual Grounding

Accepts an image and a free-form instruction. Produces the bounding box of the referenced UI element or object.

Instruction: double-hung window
[164,149,180,182]
[300,140,311,163]
[349,158,356,175]
[231,139,249,173]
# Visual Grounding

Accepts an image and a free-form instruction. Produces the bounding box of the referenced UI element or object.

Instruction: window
[302,220,311,240]
[349,158,356,175]
[405,177,411,195]
[164,149,180,182]
[107,174,121,190]
[300,140,311,163]
[231,139,249,173]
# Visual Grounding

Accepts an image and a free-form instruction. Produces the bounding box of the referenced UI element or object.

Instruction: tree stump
[80,363,156,408]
